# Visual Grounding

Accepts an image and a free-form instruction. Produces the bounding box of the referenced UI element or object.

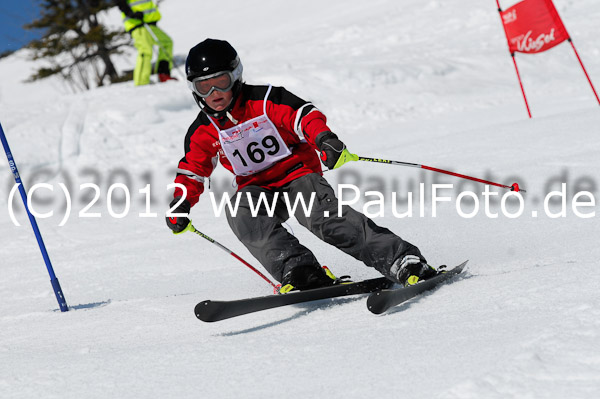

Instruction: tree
[25,0,131,91]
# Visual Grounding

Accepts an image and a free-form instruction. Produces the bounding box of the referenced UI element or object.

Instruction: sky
[0,0,43,54]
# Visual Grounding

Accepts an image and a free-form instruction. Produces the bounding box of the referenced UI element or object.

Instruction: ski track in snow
[1,0,600,398]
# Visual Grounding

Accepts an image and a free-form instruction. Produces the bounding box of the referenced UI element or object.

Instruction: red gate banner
[500,0,569,54]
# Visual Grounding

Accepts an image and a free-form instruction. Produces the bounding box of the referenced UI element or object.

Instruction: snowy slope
[1,0,600,398]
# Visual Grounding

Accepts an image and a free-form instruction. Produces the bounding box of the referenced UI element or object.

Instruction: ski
[195,277,394,322]
[367,261,468,315]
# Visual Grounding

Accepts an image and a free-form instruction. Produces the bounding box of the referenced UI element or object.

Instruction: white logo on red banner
[502,10,517,24]
[513,29,557,52]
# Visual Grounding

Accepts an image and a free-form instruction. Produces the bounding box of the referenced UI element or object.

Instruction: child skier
[167,39,438,291]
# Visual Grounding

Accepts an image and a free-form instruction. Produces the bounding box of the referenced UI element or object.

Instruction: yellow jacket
[120,0,161,32]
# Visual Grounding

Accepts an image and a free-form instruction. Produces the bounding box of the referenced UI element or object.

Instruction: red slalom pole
[357,156,525,192]
[510,53,532,118]
[495,0,532,118]
[181,222,281,293]
[568,39,600,106]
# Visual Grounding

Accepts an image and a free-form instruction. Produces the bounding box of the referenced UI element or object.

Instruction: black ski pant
[226,173,424,283]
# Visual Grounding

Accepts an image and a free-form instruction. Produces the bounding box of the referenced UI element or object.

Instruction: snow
[1,0,600,398]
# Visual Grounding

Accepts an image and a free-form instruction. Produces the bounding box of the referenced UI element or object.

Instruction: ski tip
[194,300,217,322]
[367,303,387,315]
[366,294,388,315]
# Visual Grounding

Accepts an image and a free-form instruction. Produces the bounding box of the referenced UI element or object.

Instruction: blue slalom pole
[0,121,68,312]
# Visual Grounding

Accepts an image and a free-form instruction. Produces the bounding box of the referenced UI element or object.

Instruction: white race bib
[210,86,292,176]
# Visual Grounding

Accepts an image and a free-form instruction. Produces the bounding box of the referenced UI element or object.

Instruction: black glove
[315,131,357,169]
[315,131,343,169]
[132,11,144,21]
[166,197,191,234]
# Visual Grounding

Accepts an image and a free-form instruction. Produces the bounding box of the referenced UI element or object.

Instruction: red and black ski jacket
[173,84,332,206]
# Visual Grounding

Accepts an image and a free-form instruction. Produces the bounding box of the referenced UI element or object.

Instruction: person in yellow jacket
[116,0,176,85]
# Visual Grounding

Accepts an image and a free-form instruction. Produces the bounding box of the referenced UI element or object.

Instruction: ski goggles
[187,63,243,98]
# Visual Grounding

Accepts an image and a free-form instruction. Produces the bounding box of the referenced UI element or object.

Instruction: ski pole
[357,156,526,192]
[143,24,186,80]
[177,221,281,293]
[0,121,69,312]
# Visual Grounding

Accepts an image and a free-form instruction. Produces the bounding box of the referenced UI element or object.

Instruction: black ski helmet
[185,39,244,117]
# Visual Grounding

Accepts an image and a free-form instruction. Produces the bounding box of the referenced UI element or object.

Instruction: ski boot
[158,73,177,82]
[279,265,351,293]
[393,255,442,287]
[157,61,177,83]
